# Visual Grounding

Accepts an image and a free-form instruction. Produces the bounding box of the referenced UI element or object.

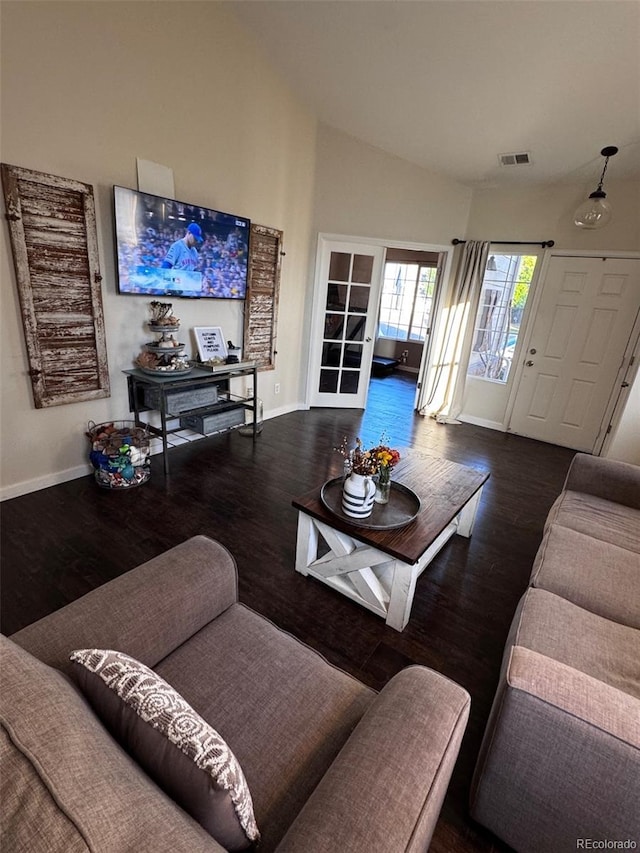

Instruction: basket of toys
[87,421,151,489]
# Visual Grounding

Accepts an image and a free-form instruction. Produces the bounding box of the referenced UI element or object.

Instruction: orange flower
[336,437,401,476]
[372,445,401,470]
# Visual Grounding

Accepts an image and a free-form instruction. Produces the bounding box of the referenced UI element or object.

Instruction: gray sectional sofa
[2,535,470,852]
[470,453,640,852]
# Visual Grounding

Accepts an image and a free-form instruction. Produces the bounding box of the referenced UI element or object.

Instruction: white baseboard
[0,463,93,502]
[0,402,305,501]
[458,414,506,432]
[0,438,187,501]
[266,401,301,419]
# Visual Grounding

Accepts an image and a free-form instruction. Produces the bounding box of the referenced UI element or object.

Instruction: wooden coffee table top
[292,452,489,564]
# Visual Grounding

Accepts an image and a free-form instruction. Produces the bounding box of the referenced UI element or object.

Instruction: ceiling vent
[498,151,532,167]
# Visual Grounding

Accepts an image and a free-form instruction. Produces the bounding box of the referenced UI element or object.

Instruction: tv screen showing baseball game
[113,186,250,299]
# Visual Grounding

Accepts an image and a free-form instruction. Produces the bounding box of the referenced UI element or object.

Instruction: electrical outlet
[274,383,281,395]
[246,386,253,398]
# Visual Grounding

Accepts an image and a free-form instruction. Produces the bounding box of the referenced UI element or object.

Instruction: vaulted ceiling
[230,1,640,189]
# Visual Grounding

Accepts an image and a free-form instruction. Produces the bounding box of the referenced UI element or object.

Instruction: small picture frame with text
[194,327,228,362]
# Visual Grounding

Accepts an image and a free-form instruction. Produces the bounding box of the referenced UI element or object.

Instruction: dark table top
[292,452,490,564]
[123,362,257,385]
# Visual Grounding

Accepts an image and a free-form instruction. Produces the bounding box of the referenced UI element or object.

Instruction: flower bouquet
[369,444,401,503]
[336,437,401,511]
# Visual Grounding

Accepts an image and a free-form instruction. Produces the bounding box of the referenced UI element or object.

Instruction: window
[378,261,437,342]
[467,253,538,383]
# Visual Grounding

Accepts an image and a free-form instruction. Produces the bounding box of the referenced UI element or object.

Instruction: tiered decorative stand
[142,321,190,374]
[136,302,191,375]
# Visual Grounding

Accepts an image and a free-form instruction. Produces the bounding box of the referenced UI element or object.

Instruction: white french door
[508,256,640,451]
[308,238,385,408]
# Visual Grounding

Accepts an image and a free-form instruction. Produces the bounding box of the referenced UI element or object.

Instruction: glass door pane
[309,240,384,409]
[378,262,437,341]
[319,251,372,396]
[467,254,538,383]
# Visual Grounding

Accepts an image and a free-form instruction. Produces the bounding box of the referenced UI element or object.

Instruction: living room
[1,2,639,852]
[1,1,639,501]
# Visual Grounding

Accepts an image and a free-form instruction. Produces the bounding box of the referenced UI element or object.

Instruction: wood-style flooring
[0,372,576,852]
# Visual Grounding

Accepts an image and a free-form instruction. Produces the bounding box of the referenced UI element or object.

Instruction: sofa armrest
[508,646,640,747]
[563,453,640,509]
[10,536,238,674]
[471,646,640,852]
[275,666,470,853]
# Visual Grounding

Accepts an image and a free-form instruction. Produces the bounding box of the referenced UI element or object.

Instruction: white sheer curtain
[417,240,490,423]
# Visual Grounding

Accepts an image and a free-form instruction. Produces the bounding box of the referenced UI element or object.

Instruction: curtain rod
[452,238,555,248]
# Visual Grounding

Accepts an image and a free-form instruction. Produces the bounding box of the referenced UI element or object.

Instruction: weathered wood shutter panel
[243,223,283,371]
[2,164,110,408]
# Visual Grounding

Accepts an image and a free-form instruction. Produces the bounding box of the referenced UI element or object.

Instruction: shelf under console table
[124,362,258,475]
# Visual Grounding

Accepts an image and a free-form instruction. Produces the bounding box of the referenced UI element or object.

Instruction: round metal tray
[145,342,186,353]
[148,324,180,333]
[320,476,421,530]
[139,365,194,376]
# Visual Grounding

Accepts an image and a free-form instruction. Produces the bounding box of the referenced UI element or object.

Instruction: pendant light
[574,146,618,230]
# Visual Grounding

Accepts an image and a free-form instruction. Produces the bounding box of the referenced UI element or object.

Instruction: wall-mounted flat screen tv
[113,185,250,299]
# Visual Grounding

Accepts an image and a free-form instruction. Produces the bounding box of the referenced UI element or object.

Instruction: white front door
[508,256,640,451]
[308,238,385,408]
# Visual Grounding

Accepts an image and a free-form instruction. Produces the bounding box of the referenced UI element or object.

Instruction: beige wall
[307,124,472,401]
[0,1,316,497]
[313,124,472,245]
[466,181,640,252]
[373,338,422,372]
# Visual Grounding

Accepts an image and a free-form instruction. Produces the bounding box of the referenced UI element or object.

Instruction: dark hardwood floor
[0,371,576,852]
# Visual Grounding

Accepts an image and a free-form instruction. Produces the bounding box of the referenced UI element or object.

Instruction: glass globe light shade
[574,192,612,230]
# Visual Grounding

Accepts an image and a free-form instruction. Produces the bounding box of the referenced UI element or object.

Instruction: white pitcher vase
[342,472,375,519]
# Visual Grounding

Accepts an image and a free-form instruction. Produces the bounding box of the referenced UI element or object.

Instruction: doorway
[460,247,544,430]
[374,248,441,403]
[307,235,449,412]
[506,255,640,452]
[307,238,385,409]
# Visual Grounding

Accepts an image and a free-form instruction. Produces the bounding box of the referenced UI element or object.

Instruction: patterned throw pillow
[70,649,259,851]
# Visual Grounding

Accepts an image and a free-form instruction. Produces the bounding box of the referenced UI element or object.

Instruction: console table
[124,362,258,474]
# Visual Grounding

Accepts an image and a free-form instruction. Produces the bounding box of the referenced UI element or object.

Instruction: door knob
[525,360,534,367]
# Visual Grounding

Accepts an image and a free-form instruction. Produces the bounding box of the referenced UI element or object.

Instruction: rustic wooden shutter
[243,223,283,371]
[2,163,110,408]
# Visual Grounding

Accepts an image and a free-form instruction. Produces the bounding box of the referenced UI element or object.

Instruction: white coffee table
[292,453,489,631]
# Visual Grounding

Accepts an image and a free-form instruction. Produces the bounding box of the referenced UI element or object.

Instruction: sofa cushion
[546,489,640,555]
[70,648,258,851]
[0,635,222,853]
[155,602,376,852]
[511,588,640,700]
[531,523,640,629]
